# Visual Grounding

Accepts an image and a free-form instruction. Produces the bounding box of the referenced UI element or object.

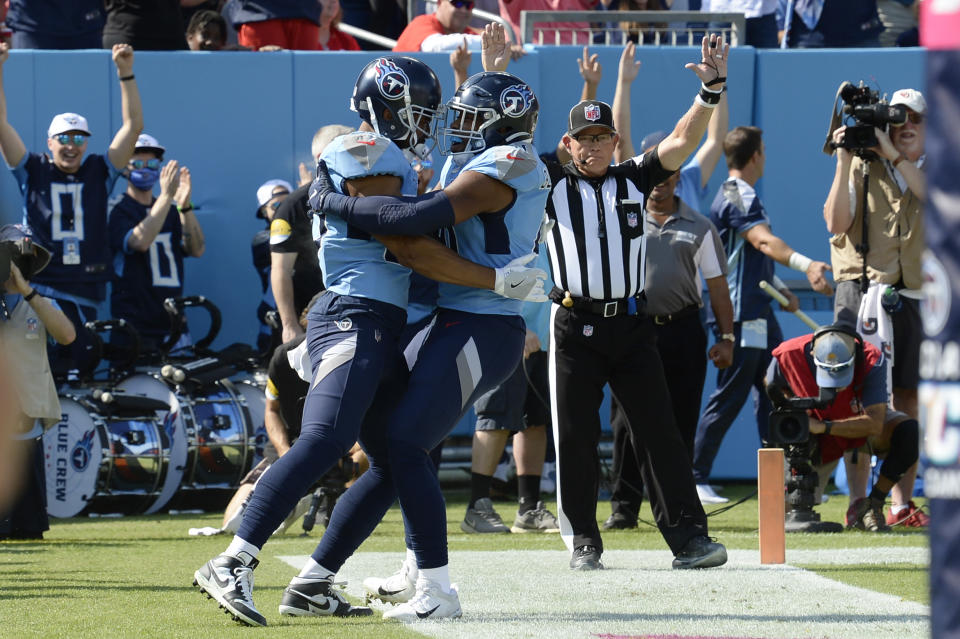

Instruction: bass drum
[114,372,189,513]
[43,395,178,517]
[232,370,268,469]
[121,372,255,510]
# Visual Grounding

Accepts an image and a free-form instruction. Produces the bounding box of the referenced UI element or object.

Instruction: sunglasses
[449,0,475,8]
[129,158,161,170]
[54,134,88,146]
[574,133,614,144]
[267,199,284,211]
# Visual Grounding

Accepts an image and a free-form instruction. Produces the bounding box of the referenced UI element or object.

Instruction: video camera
[766,384,843,533]
[830,81,907,153]
[767,386,837,445]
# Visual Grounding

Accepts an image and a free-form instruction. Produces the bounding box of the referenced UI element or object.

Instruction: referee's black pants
[609,312,708,520]
[549,304,708,555]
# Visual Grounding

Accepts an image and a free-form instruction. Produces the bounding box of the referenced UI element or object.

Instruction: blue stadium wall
[0,46,924,479]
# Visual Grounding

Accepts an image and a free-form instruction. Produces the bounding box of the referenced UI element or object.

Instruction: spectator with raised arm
[0,42,142,377]
[109,134,204,357]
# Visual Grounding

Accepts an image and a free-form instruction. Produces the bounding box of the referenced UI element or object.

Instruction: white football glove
[537,213,555,243]
[494,253,549,303]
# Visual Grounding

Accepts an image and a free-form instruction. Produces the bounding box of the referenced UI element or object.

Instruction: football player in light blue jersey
[311,69,549,621]
[193,57,547,628]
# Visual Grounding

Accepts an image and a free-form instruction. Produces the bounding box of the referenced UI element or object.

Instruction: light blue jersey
[315,131,420,309]
[436,141,550,315]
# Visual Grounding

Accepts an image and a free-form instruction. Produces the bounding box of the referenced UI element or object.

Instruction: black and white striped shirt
[544,149,674,300]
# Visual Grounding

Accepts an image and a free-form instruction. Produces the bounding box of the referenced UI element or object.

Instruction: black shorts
[474,350,551,432]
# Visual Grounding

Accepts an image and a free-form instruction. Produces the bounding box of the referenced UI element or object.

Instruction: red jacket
[772,334,882,463]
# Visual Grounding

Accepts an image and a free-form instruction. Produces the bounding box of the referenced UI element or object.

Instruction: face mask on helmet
[436,72,538,157]
[350,57,442,152]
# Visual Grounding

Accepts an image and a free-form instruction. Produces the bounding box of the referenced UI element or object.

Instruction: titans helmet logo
[500,84,534,117]
[375,58,409,100]
[72,429,95,472]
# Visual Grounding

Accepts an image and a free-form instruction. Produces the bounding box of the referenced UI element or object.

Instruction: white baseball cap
[256,179,293,217]
[890,88,926,115]
[47,112,91,138]
[134,133,166,155]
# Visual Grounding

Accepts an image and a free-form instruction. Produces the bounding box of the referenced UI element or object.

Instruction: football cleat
[363,559,417,604]
[382,577,462,622]
[193,553,266,627]
[278,576,372,617]
[461,498,510,534]
[672,536,728,569]
[848,497,890,532]
[511,501,560,533]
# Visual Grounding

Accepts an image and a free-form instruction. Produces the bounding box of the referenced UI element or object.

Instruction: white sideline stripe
[278,549,928,639]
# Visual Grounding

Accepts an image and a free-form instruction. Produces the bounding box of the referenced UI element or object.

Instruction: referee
[542,34,730,571]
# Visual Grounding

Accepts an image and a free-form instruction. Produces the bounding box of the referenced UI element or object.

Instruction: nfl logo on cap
[584,104,601,121]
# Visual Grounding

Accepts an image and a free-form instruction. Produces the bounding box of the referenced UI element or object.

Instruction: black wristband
[178,203,194,213]
[698,87,722,105]
[119,74,135,82]
[824,420,833,436]
[705,76,726,88]
[24,289,38,302]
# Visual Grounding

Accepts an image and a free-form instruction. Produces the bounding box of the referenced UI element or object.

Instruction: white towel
[287,339,313,383]
[856,281,894,399]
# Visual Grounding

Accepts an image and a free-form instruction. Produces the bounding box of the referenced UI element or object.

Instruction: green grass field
[0,485,928,639]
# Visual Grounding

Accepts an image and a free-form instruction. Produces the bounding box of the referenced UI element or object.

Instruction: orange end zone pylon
[758,448,785,564]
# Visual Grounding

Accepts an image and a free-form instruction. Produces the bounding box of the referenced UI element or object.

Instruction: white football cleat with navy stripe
[382,577,462,622]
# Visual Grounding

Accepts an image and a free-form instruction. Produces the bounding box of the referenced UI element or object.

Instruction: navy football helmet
[350,56,442,150]
[437,72,539,156]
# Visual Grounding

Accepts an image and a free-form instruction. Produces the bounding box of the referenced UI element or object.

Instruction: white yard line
[278,549,928,639]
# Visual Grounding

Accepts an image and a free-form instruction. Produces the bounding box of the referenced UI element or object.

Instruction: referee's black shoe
[602,512,637,530]
[671,535,727,569]
[569,545,603,570]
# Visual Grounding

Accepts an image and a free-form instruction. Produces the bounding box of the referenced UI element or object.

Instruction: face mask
[129,167,160,191]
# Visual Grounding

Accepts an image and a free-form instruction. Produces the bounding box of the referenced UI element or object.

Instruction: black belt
[652,304,701,325]
[549,286,644,318]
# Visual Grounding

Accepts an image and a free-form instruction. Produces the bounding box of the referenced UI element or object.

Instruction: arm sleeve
[860,356,888,408]
[622,147,676,195]
[696,225,727,279]
[108,201,138,255]
[420,32,483,51]
[10,152,33,192]
[322,188,457,236]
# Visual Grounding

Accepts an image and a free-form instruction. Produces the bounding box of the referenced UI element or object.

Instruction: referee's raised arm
[655,33,729,171]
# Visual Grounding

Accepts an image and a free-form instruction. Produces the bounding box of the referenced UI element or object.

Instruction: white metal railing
[338,22,397,49]
[519,11,747,47]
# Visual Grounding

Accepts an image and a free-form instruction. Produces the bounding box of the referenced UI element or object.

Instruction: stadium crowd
[0,0,922,52]
[0,0,928,628]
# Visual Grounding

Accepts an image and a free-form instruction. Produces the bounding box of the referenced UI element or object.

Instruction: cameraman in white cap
[0,41,143,376]
[823,87,928,528]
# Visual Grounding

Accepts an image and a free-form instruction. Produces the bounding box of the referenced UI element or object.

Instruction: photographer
[0,225,76,540]
[766,325,919,532]
[823,88,927,527]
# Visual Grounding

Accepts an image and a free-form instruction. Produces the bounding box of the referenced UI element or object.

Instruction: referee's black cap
[567,100,615,136]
